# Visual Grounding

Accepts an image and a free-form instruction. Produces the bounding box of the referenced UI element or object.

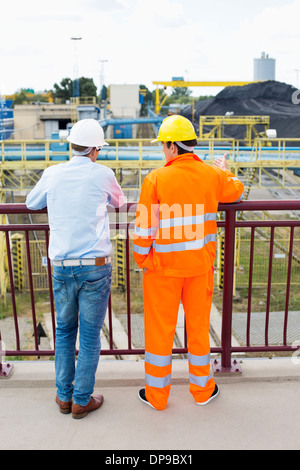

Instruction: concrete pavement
[0,357,300,450]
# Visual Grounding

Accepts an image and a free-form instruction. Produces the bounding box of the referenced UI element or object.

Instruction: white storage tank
[254,52,276,80]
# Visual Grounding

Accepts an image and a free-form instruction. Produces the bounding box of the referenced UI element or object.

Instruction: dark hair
[71,143,90,152]
[166,139,197,155]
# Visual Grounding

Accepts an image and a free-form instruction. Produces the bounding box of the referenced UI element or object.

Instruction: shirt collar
[164,153,202,167]
[69,156,93,165]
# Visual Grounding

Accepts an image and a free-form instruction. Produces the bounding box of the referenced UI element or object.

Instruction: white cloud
[17,14,81,23]
[227,1,300,84]
[0,45,42,57]
[1,0,300,95]
[86,0,129,11]
[148,0,186,28]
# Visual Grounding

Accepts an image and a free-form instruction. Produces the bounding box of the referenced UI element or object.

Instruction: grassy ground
[213,284,300,314]
[0,291,51,321]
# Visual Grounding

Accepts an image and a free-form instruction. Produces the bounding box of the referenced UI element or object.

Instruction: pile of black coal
[181,80,300,142]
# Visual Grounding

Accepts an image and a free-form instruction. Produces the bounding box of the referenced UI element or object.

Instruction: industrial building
[12,103,72,140]
[1,84,145,141]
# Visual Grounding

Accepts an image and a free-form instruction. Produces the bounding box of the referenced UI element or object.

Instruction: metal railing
[3,138,300,164]
[0,201,300,374]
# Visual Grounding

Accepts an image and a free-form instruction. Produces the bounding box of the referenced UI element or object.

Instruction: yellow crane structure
[152,80,258,115]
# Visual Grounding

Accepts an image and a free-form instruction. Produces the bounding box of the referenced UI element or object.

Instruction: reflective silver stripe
[133,244,151,255]
[234,193,244,203]
[145,373,172,389]
[160,213,216,229]
[188,352,210,367]
[153,233,216,253]
[232,177,239,181]
[145,351,172,367]
[134,226,158,236]
[204,213,217,222]
[189,372,212,388]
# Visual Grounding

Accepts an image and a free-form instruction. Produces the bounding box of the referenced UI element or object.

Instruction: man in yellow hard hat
[133,115,244,410]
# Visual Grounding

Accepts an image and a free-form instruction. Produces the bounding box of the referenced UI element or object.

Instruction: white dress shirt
[26,156,125,260]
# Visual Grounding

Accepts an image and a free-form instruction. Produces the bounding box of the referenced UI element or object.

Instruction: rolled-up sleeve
[25,171,48,210]
[218,169,244,203]
[107,171,125,208]
[133,175,159,270]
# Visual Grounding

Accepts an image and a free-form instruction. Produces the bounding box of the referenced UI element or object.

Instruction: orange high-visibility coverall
[133,154,244,410]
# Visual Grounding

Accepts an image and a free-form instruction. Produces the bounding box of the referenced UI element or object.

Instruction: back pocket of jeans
[52,277,68,303]
[81,274,111,302]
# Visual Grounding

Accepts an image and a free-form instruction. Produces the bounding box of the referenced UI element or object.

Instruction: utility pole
[71,36,82,98]
[99,59,108,97]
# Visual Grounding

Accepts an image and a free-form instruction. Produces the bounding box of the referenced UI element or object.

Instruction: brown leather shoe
[55,395,72,414]
[72,394,104,419]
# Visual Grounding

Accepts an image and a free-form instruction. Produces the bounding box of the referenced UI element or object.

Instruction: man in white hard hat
[26,119,124,419]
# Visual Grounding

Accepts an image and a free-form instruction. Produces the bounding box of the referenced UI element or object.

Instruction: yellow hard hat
[152,115,197,142]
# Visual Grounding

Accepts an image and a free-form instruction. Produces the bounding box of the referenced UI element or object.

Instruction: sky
[1,0,300,98]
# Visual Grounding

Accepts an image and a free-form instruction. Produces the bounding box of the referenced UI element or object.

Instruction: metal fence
[0,201,299,374]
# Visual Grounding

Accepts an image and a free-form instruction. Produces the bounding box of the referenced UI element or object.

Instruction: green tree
[79,77,97,97]
[171,87,192,98]
[52,77,97,102]
[12,89,29,105]
[11,88,52,106]
[165,87,193,106]
[53,78,73,101]
[139,84,154,116]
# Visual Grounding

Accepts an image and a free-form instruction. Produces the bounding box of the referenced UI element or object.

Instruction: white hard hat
[67,119,109,147]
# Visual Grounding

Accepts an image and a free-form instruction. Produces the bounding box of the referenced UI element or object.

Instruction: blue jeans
[53,264,112,406]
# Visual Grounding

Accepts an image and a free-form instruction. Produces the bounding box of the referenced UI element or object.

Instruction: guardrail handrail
[0,201,300,374]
